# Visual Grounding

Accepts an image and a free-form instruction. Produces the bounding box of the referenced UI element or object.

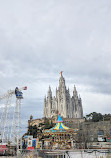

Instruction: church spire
[48,86,51,92]
[48,85,52,97]
[73,85,78,96]
[44,95,46,102]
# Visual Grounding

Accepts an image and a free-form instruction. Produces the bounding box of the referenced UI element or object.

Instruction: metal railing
[2,149,111,158]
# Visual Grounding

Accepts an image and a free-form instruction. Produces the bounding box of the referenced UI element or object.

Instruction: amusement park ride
[0,86,27,155]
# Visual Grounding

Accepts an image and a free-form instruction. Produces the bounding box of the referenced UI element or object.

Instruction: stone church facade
[43,73,83,119]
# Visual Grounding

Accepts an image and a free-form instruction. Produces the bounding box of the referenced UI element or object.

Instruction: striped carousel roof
[50,114,69,130]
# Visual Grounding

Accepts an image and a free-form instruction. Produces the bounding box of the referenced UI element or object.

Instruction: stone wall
[78,121,111,143]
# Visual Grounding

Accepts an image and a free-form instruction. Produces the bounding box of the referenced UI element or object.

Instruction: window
[109,129,111,135]
[97,130,104,136]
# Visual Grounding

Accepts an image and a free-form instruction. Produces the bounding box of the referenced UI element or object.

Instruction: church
[43,72,83,119]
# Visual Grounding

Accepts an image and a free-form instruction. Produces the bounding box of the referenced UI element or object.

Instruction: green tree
[103,114,111,121]
[44,118,55,129]
[92,112,103,122]
[85,112,103,122]
[27,125,38,138]
[22,140,27,149]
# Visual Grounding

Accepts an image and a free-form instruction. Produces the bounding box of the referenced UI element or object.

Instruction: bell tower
[57,72,67,117]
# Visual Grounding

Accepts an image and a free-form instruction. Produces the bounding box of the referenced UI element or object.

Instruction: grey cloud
[0,0,111,133]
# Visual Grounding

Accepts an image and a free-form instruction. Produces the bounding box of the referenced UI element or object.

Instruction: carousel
[44,114,78,149]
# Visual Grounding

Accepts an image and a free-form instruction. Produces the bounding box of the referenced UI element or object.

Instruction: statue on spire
[60,71,63,77]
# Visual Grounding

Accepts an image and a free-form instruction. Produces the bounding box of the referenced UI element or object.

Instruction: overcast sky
[0,0,111,133]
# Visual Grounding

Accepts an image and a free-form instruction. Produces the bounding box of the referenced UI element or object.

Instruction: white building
[43,73,83,119]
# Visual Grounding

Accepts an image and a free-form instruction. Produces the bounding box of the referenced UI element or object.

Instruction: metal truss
[0,87,27,156]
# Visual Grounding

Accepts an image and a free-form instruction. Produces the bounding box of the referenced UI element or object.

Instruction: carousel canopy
[44,114,78,134]
[50,114,69,131]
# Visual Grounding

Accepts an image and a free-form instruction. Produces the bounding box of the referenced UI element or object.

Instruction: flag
[23,86,27,90]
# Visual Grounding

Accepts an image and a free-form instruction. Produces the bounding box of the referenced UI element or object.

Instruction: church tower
[57,71,67,117]
[47,86,52,118]
[43,96,47,117]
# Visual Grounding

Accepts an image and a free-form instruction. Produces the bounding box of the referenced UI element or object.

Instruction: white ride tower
[0,86,27,155]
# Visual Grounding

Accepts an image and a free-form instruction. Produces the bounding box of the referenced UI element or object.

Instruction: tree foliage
[44,118,55,129]
[85,112,111,122]
[27,125,38,138]
[26,118,55,138]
